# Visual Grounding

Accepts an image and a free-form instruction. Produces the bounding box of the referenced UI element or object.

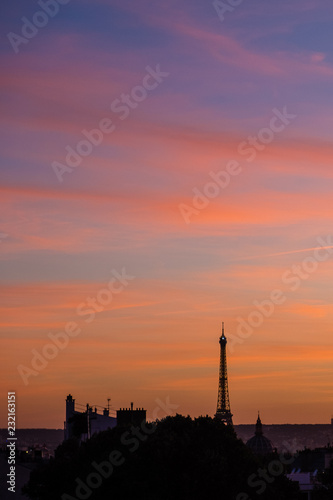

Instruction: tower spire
[215,322,233,425]
[255,411,263,435]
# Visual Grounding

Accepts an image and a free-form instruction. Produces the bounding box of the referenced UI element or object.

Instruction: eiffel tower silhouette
[215,322,233,425]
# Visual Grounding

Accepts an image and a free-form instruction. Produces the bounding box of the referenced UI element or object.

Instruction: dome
[246,413,274,455]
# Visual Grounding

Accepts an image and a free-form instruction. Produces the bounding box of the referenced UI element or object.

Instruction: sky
[1,0,333,427]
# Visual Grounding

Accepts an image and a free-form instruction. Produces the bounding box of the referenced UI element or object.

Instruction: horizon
[1,0,333,428]
[2,421,333,431]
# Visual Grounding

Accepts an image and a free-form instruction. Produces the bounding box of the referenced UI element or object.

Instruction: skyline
[1,0,333,427]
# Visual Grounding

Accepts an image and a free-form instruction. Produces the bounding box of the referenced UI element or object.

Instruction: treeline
[23,415,301,500]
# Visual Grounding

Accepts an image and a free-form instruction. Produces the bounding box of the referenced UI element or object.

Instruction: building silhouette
[215,322,233,425]
[117,402,147,427]
[64,394,116,440]
[64,394,147,440]
[246,412,274,455]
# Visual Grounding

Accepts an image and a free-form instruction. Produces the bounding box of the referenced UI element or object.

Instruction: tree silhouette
[23,415,300,500]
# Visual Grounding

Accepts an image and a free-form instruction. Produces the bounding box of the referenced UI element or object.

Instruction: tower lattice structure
[215,322,233,425]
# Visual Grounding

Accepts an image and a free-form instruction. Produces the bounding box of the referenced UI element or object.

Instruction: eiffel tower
[215,322,233,425]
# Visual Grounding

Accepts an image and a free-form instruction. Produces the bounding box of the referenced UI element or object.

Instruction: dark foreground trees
[23,415,300,500]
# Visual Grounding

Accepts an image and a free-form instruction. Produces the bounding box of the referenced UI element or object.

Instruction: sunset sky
[1,0,333,428]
